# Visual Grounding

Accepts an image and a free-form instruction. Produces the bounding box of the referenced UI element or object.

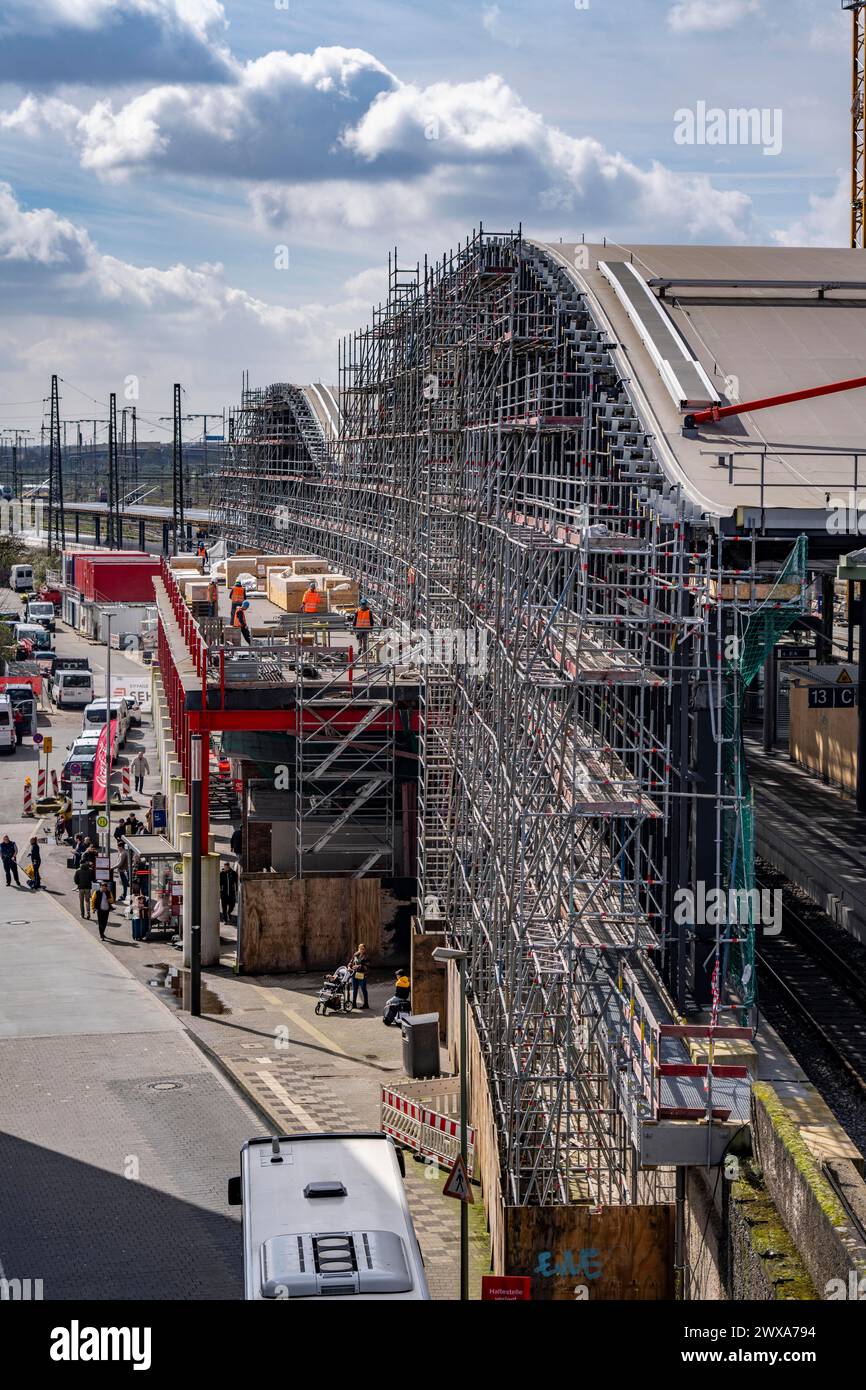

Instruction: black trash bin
[401,1012,441,1079]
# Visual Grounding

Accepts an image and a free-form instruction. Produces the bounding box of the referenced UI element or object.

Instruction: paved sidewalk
[0,882,260,1299]
[34,827,491,1299]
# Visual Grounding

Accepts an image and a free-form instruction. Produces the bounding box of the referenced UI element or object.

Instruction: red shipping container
[82,558,160,603]
[72,550,146,591]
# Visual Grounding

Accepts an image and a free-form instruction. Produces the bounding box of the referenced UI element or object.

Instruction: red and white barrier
[121,764,132,799]
[22,777,33,817]
[37,767,46,800]
[380,1081,477,1175]
[50,769,59,798]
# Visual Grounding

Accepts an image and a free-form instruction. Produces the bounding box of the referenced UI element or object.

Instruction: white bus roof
[238,1132,429,1300]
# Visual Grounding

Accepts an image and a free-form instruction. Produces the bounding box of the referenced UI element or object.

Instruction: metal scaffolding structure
[218,229,807,1207]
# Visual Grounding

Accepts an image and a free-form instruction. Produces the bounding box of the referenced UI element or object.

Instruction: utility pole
[131,406,139,494]
[173,383,185,552]
[844,2,866,247]
[107,393,120,548]
[48,373,65,552]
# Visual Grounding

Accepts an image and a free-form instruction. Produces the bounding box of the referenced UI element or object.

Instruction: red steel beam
[684,372,866,429]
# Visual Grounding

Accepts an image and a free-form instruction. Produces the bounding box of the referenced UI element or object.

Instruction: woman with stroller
[350,943,370,1010]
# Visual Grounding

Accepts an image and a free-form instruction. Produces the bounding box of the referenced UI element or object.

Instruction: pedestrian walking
[74,859,94,918]
[352,597,373,660]
[219,861,238,924]
[91,881,114,940]
[1,834,21,887]
[350,943,370,1009]
[233,599,252,646]
[131,748,149,794]
[229,580,246,624]
[27,837,41,891]
[117,844,131,902]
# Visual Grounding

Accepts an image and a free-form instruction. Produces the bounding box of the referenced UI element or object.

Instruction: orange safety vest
[230,583,245,603]
[354,607,372,628]
[233,607,247,628]
[302,588,322,614]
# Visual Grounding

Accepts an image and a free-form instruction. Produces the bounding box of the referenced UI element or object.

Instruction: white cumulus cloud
[668,0,762,34]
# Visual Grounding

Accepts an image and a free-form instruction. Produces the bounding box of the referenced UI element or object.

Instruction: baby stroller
[315,963,353,1015]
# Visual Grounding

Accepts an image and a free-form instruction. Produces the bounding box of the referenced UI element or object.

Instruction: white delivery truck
[0,696,15,754]
[228,1133,430,1301]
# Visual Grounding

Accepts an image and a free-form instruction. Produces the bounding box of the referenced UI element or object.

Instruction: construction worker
[233,599,252,646]
[353,596,372,658]
[301,580,323,616]
[229,579,246,624]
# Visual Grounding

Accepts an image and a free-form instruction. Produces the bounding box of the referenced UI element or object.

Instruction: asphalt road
[0,605,259,1300]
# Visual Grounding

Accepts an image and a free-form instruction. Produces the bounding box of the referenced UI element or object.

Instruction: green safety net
[722,535,808,1013]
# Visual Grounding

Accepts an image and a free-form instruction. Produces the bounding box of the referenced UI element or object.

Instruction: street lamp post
[432,944,470,1301]
[189,733,202,1017]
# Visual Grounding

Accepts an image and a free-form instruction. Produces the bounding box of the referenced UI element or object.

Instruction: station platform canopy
[538,242,866,531]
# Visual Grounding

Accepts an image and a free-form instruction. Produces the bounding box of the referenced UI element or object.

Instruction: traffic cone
[22,777,33,817]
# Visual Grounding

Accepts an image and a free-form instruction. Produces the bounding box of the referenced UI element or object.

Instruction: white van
[52,669,94,710]
[0,696,15,754]
[25,600,56,633]
[82,698,130,747]
[10,563,33,593]
[228,1133,430,1301]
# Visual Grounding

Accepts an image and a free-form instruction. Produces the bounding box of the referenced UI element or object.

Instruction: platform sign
[808,685,857,709]
[482,1276,531,1302]
[778,645,814,662]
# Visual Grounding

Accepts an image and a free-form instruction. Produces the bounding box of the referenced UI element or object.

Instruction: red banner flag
[92,718,117,803]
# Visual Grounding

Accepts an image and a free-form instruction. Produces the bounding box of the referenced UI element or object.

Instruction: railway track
[755,861,866,1098]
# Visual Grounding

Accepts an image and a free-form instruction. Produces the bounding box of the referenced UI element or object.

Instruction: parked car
[81,697,131,748]
[13,622,52,658]
[61,747,97,794]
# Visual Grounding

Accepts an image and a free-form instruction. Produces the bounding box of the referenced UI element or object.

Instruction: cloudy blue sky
[0,0,854,440]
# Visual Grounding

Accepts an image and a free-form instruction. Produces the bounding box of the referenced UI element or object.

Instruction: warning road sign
[443,1153,474,1203]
